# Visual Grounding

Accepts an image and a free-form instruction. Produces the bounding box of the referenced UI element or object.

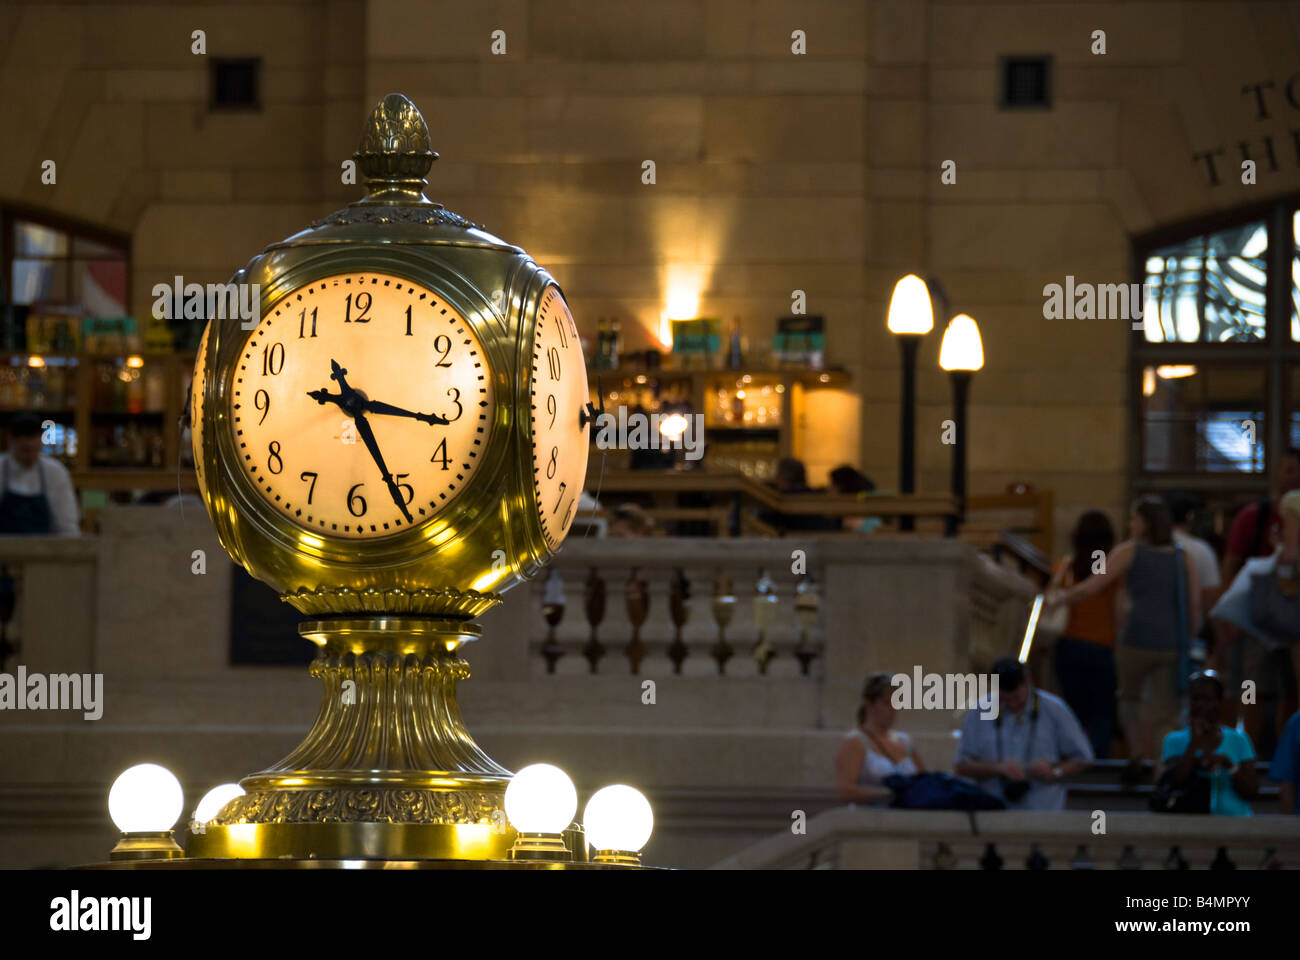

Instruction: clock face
[529,286,589,550]
[228,272,493,540]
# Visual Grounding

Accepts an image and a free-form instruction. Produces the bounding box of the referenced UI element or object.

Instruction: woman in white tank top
[834,672,925,805]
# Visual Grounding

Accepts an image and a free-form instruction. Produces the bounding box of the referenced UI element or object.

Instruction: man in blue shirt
[954,657,1094,810]
[1271,709,1300,815]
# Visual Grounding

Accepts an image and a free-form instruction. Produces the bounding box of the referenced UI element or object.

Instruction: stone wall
[1,0,1297,541]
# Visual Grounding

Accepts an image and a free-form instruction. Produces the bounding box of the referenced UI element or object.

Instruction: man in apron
[0,413,79,535]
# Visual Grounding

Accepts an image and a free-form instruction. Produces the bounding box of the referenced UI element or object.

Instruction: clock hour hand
[361,397,450,426]
[307,388,346,408]
[352,412,415,525]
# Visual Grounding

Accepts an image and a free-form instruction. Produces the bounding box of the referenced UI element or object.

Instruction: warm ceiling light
[1155,364,1197,380]
[126,355,144,368]
[27,355,45,368]
[1142,367,1157,397]
[659,413,689,439]
[939,314,984,372]
[886,274,934,335]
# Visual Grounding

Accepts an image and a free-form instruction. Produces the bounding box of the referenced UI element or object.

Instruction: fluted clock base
[188,617,516,862]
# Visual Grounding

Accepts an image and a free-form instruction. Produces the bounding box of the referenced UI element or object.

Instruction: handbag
[883,772,1006,811]
[1247,566,1300,651]
[1149,767,1211,814]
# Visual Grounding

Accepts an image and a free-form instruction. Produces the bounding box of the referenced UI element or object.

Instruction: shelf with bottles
[0,354,79,411]
[703,373,785,429]
[88,418,167,469]
[89,355,168,415]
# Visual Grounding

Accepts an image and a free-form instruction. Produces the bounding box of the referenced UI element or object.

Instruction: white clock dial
[529,286,590,550]
[229,272,493,539]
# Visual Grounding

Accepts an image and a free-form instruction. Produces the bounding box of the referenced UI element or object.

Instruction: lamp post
[939,313,984,536]
[887,275,934,531]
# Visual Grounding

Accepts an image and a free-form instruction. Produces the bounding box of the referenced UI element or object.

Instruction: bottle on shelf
[727,316,743,370]
[608,318,621,370]
[595,316,607,369]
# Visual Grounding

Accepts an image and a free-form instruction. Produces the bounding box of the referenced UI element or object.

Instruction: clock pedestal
[189,618,516,861]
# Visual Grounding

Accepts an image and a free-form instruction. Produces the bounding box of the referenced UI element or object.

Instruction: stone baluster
[540,569,566,673]
[711,574,736,675]
[582,566,606,673]
[0,565,17,673]
[668,567,691,674]
[751,568,778,674]
[625,566,649,673]
[794,575,821,676]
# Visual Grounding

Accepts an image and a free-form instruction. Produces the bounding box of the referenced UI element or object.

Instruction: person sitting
[1158,670,1257,816]
[953,656,1093,810]
[1271,708,1300,815]
[834,672,925,805]
[829,464,881,534]
[761,458,838,533]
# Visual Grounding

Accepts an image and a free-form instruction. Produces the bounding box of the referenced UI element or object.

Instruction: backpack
[883,772,1007,811]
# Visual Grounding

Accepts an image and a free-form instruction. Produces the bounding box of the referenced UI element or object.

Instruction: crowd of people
[835,450,1300,817]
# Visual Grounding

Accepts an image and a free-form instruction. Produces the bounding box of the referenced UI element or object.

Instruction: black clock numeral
[347,482,367,516]
[404,304,413,336]
[431,438,450,470]
[434,334,453,367]
[254,389,271,425]
[345,291,371,323]
[552,481,567,512]
[395,473,414,504]
[262,342,285,376]
[547,346,561,381]
[299,306,317,338]
[300,471,318,504]
[546,446,558,480]
[445,387,463,422]
[562,499,574,529]
[554,313,567,347]
[546,394,556,427]
[267,440,283,474]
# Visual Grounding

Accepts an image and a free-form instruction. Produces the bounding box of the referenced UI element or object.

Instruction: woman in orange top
[1050,510,1122,758]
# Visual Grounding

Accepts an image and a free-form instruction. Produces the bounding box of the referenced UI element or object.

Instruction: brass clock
[187,94,591,862]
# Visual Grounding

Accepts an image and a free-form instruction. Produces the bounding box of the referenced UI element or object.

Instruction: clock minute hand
[361,397,450,426]
[352,412,415,525]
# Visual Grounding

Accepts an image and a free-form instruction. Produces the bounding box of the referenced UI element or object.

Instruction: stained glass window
[1143,221,1267,343]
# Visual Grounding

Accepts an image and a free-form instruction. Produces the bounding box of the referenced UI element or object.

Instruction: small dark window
[999,56,1052,109]
[210,59,260,111]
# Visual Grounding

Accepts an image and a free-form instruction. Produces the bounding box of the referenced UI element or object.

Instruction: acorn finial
[354,93,438,202]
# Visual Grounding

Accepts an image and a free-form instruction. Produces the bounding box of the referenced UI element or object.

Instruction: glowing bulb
[939,314,984,372]
[126,355,144,369]
[108,763,183,833]
[504,763,577,834]
[886,274,934,335]
[27,355,45,368]
[583,784,653,852]
[193,783,244,825]
[659,413,689,439]
[1155,364,1197,380]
